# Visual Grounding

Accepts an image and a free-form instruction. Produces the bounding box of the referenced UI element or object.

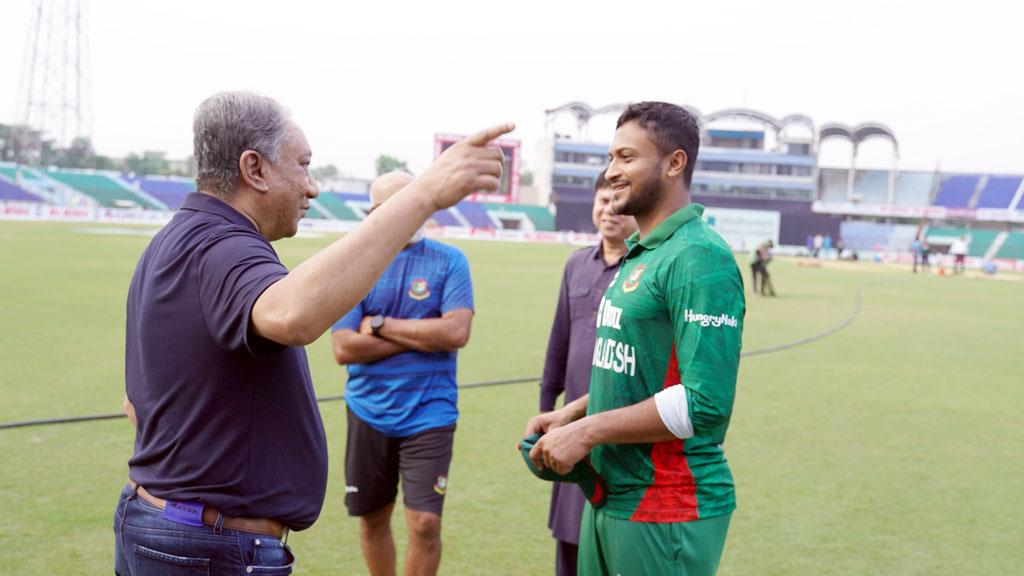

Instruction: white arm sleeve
[654,384,694,439]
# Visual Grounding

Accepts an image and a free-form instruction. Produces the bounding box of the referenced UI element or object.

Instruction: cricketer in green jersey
[523,102,744,576]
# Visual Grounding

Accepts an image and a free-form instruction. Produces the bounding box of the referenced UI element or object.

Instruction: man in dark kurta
[539,171,637,576]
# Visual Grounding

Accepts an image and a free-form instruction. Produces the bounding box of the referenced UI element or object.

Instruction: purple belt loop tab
[162,500,205,527]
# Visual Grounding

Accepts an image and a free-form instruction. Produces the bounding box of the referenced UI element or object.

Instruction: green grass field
[1,220,1022,575]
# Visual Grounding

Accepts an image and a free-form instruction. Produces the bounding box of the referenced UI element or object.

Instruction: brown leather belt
[129,480,286,539]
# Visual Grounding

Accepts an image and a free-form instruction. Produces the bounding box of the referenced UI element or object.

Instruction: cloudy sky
[1,0,1021,177]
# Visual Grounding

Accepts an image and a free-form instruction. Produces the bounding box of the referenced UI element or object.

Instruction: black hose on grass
[0,377,543,430]
[740,280,886,357]
[0,282,889,431]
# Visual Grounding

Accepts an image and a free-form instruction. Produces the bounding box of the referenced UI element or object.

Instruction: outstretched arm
[251,124,514,346]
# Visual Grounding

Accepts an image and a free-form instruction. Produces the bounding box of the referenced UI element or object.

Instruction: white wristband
[655,384,693,439]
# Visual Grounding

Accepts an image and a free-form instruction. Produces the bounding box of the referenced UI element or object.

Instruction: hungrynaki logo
[684,309,739,328]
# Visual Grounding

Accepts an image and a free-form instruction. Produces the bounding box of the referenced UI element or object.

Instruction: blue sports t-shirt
[332,238,474,437]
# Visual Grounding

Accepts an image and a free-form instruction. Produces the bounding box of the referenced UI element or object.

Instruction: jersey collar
[625,203,704,254]
[180,192,259,232]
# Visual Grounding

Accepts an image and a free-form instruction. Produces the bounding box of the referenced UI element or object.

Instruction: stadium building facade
[3,102,1023,265]
[534,102,1024,263]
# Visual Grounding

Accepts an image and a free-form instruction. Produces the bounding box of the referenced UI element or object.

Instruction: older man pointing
[114,91,512,575]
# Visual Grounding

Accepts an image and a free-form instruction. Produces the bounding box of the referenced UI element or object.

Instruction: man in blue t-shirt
[332,171,475,576]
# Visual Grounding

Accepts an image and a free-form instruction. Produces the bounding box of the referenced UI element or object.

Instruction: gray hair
[193,91,291,197]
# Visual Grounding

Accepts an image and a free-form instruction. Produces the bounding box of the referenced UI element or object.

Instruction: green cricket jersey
[588,203,745,523]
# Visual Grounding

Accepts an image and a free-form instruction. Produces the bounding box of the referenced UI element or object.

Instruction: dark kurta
[540,242,624,544]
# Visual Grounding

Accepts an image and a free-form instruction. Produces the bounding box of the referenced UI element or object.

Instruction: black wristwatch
[370,314,385,337]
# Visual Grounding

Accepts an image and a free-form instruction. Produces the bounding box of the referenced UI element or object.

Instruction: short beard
[614,166,663,217]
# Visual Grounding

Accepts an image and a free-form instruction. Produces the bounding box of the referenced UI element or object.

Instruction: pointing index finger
[465,122,516,147]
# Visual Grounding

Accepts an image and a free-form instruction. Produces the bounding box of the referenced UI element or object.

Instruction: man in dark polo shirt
[114,91,513,575]
[538,169,636,576]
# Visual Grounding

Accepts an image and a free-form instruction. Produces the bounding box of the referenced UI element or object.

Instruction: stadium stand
[995,231,1024,260]
[130,177,193,211]
[135,177,195,210]
[429,208,462,227]
[818,168,848,203]
[820,169,940,206]
[456,201,495,228]
[0,175,42,202]
[839,220,888,251]
[888,224,920,252]
[973,175,1022,209]
[310,192,551,230]
[0,164,64,203]
[927,227,1000,257]
[893,171,934,205]
[315,192,364,220]
[932,175,979,208]
[46,169,163,209]
[304,203,330,219]
[839,221,919,252]
[852,170,889,204]
[482,203,556,232]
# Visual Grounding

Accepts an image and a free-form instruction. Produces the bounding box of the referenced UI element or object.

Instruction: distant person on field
[757,240,777,297]
[911,237,922,273]
[950,235,969,274]
[813,233,823,258]
[920,240,932,273]
[116,90,512,575]
[331,171,475,576]
[748,244,763,294]
[523,102,744,576]
[538,169,637,576]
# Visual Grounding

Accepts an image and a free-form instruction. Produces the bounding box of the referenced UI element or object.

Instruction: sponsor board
[703,207,781,251]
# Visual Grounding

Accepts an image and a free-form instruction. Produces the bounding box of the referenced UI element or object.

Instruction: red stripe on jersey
[630,346,699,523]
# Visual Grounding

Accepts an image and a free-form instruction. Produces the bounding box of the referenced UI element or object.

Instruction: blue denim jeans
[113,484,294,575]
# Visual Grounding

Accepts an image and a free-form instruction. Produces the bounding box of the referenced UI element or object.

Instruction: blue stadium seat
[0,176,42,202]
[974,176,1022,209]
[455,201,494,228]
[138,177,195,210]
[933,175,979,208]
[430,209,461,227]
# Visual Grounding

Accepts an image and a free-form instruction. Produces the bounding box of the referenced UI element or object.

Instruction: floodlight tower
[15,0,93,157]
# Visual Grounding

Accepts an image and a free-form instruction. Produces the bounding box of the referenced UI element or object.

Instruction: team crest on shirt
[621,264,646,293]
[408,278,431,300]
[433,474,448,495]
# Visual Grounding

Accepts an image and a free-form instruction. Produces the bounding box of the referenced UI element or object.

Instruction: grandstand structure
[3,100,1022,264]
[535,101,1024,264]
[0,162,559,233]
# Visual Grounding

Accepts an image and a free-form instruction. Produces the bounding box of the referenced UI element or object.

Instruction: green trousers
[578,504,731,576]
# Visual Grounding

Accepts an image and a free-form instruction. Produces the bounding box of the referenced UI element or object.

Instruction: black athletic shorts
[344,406,456,517]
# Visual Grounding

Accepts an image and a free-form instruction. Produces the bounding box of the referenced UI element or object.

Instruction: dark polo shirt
[540,242,624,544]
[125,192,328,530]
